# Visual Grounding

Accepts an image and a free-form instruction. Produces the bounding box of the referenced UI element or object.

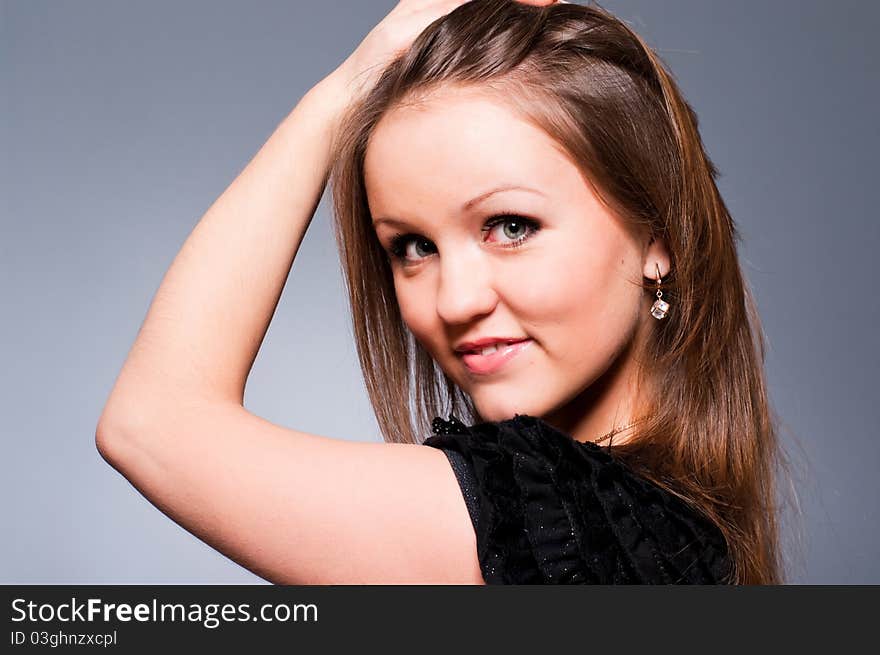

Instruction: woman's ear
[642,236,671,281]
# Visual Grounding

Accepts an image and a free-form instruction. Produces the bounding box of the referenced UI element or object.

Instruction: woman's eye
[387,214,540,265]
[391,237,436,262]
[484,216,537,244]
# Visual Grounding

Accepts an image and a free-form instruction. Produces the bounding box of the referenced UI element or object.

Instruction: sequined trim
[431,414,469,436]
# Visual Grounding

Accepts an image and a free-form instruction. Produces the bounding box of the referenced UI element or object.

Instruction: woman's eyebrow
[461,184,546,211]
[372,184,545,229]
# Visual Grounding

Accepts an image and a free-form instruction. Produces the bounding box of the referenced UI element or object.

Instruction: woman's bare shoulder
[96,401,484,584]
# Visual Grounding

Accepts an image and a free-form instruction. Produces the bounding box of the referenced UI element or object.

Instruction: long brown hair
[329,0,785,584]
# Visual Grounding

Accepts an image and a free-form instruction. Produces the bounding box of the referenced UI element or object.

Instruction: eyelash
[386,214,541,265]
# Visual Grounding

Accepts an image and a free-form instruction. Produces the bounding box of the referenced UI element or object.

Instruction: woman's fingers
[334,1,469,102]
[334,0,564,107]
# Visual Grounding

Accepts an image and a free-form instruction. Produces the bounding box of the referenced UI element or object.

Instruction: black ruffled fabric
[423,413,732,584]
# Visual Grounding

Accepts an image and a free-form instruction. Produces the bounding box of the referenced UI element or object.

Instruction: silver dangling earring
[650,262,670,320]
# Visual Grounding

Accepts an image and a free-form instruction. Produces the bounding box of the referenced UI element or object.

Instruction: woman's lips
[459,339,533,375]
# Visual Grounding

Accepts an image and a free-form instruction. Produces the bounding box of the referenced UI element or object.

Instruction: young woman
[97,0,783,584]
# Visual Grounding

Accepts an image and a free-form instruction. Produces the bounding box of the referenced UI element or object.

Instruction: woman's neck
[542,329,644,446]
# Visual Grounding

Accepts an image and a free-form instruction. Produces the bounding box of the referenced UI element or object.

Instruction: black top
[423,413,732,584]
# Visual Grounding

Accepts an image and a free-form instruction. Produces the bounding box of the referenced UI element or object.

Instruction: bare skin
[95,0,665,585]
[366,85,669,445]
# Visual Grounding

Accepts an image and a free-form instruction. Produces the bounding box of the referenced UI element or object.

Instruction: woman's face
[364,86,664,428]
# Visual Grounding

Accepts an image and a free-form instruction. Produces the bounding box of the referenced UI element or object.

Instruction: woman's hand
[330,0,559,105]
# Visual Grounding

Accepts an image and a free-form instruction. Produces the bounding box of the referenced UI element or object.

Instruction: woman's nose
[434,251,499,325]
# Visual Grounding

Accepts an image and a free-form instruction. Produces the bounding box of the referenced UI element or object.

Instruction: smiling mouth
[458,339,533,375]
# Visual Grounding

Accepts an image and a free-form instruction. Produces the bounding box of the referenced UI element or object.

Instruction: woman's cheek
[521,256,580,313]
[397,285,441,345]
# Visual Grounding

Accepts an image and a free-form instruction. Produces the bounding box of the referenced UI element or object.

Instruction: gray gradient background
[2,0,877,584]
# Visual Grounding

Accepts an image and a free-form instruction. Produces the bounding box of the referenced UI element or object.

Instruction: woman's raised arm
[95,0,558,585]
